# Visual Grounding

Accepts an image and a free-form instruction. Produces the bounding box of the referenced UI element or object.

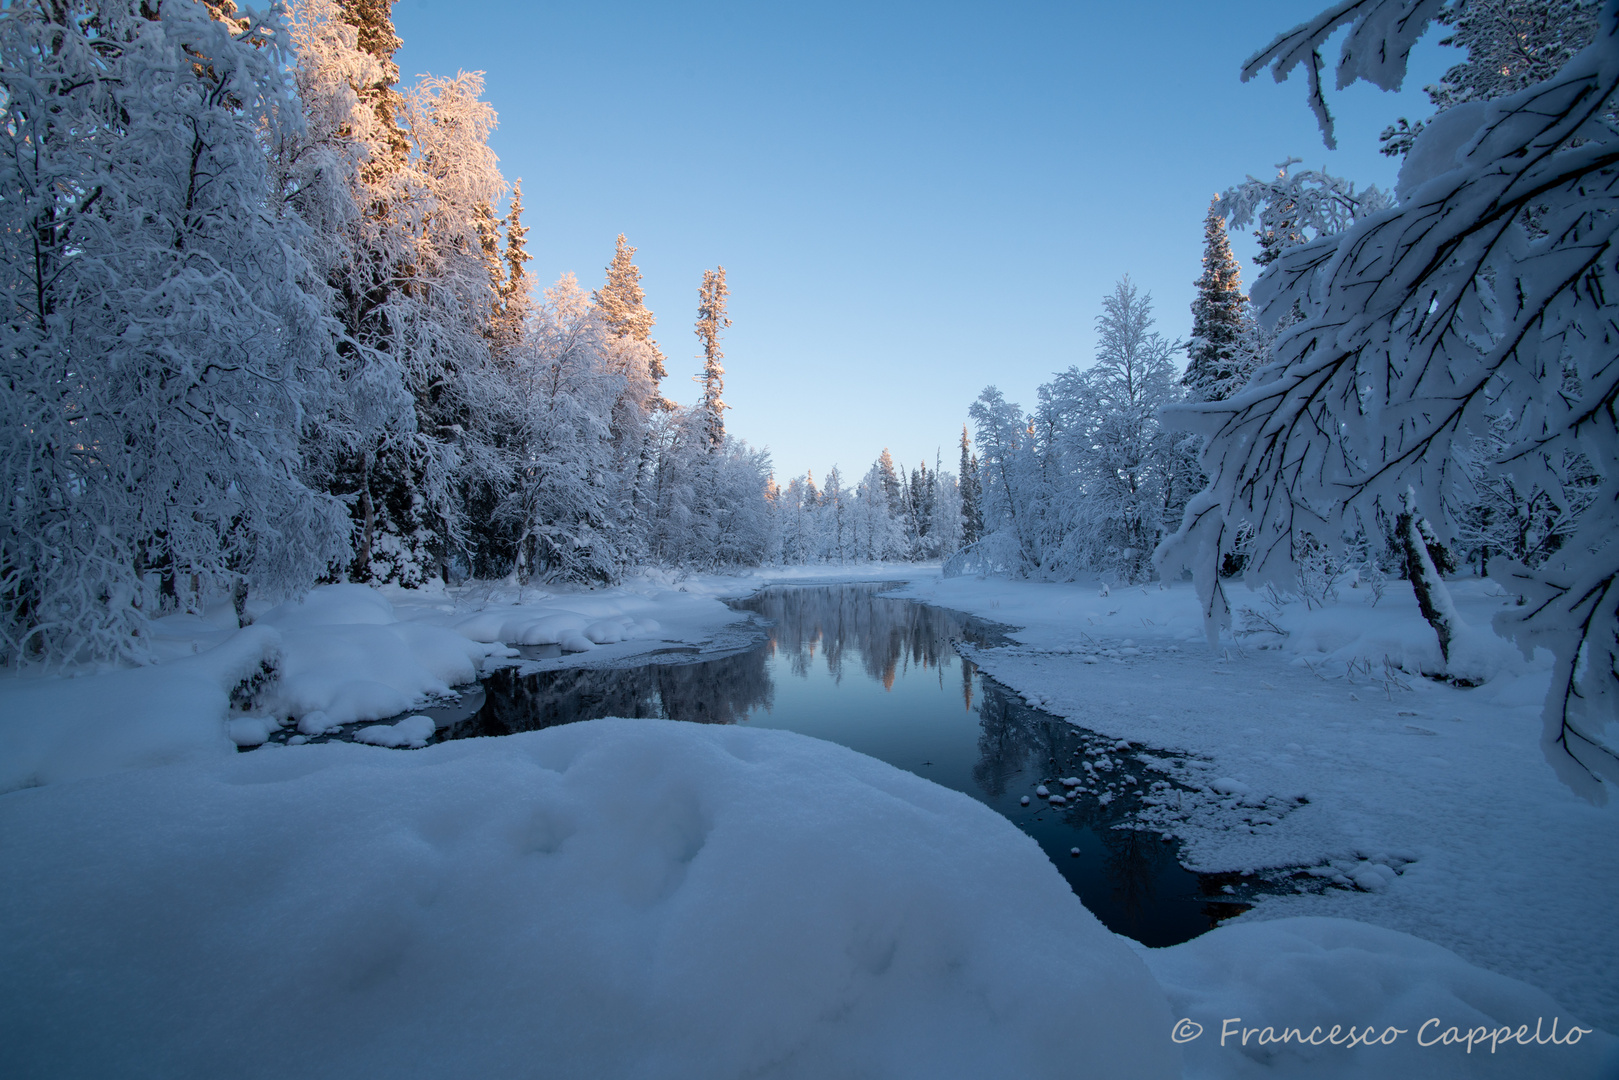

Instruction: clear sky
[392,0,1451,483]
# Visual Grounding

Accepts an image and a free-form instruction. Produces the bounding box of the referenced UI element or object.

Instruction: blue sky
[393,0,1452,483]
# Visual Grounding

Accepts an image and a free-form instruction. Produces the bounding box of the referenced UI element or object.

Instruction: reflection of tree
[973,677,1078,796]
[450,647,772,737]
[1097,825,1177,938]
[969,673,1193,934]
[737,584,1000,690]
[451,585,1003,739]
[971,682,1029,798]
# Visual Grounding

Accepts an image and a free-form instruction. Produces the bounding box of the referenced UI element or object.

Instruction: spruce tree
[877,449,903,505]
[494,180,531,350]
[1184,197,1256,403]
[337,0,410,178]
[695,267,731,453]
[594,235,667,388]
[475,201,504,295]
[959,427,983,546]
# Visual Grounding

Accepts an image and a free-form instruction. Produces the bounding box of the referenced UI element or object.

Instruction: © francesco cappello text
[1169,1017,1592,1053]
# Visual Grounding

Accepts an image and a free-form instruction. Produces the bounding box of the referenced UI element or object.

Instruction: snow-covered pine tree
[958,427,984,546]
[594,234,668,393]
[502,180,532,329]
[589,234,666,558]
[695,267,731,452]
[1184,199,1259,403]
[337,0,411,178]
[1,0,350,662]
[1161,0,1619,798]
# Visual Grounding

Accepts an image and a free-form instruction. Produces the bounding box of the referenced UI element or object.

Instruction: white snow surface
[1142,918,1615,1079]
[4,564,1617,1076]
[0,717,1176,1080]
[898,572,1619,1032]
[0,624,275,793]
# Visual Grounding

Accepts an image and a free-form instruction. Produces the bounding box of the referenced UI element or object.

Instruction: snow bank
[0,718,1177,1080]
[1145,918,1616,1079]
[904,572,1619,1030]
[0,584,512,790]
[0,624,276,794]
[255,585,510,731]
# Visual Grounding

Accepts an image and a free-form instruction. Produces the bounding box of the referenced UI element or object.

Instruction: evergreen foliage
[593,234,667,391]
[1183,202,1258,403]
[695,267,731,452]
[959,428,984,546]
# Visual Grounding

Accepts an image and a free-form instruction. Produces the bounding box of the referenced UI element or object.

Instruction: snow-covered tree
[1221,159,1392,270]
[1380,0,1603,155]
[594,234,667,395]
[1159,0,1619,798]
[493,179,531,353]
[1184,199,1262,402]
[1052,279,1192,582]
[495,275,621,580]
[958,427,984,546]
[821,467,849,563]
[694,267,731,452]
[931,461,965,559]
[1,0,350,662]
[968,388,1055,575]
[853,457,909,561]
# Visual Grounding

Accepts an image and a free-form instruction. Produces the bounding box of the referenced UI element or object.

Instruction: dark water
[424,582,1244,947]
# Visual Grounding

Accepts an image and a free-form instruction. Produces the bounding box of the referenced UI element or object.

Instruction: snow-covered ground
[898,572,1619,1035]
[2,566,1615,1078]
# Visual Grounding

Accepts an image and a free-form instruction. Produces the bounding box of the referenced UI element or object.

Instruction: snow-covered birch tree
[1,0,350,663]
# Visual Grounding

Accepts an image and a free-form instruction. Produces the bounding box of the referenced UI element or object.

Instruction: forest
[4,1,1618,1076]
[5,0,1616,792]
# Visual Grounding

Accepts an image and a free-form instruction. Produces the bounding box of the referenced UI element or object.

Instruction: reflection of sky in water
[450,584,1235,946]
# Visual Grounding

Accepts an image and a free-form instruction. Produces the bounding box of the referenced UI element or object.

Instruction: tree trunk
[352,451,374,582]
[1398,511,1461,665]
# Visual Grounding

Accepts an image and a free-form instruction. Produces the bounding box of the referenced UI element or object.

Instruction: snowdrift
[0,718,1177,1080]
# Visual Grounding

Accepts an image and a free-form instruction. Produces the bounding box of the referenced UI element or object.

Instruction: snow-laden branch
[1165,2,1619,800]
[1243,0,1451,148]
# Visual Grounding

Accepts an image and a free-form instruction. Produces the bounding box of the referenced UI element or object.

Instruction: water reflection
[736,583,1000,688]
[433,582,1232,946]
[446,646,773,737]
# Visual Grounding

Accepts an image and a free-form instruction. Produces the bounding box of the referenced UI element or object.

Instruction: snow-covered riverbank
[2,566,1614,1078]
[898,572,1619,1035]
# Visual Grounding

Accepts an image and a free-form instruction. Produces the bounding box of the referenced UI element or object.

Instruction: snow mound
[261,586,510,728]
[452,608,664,650]
[0,624,277,794]
[353,714,436,748]
[0,718,1176,1080]
[1144,917,1615,1079]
